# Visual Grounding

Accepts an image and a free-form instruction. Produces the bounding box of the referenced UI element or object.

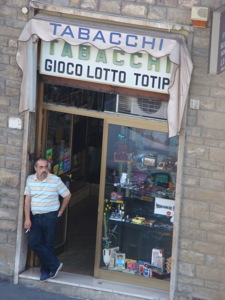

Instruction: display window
[100,124,178,281]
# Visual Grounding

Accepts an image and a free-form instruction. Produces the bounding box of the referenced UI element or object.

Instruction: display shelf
[110,218,173,232]
[102,125,178,280]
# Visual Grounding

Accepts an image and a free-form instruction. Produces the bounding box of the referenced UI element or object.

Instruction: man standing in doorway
[24,157,71,281]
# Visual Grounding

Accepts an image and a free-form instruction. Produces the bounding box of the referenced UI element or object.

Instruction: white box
[154,197,175,218]
[109,247,119,258]
[151,248,164,267]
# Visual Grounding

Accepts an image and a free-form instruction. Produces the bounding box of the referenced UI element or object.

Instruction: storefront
[16,12,192,291]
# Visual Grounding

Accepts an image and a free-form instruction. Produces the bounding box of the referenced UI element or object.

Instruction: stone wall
[1,0,225,299]
[0,0,30,278]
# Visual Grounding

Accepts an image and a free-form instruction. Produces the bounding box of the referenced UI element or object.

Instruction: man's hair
[34,157,47,167]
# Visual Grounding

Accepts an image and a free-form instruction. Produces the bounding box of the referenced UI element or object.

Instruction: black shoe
[40,271,49,282]
[49,262,63,279]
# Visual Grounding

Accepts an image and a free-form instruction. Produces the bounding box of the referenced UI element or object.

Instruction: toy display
[102,125,178,280]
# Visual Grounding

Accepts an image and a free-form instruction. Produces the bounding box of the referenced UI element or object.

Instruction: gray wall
[0,0,30,278]
[1,0,225,299]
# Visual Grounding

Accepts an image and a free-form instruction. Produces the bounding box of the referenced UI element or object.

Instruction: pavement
[0,279,83,300]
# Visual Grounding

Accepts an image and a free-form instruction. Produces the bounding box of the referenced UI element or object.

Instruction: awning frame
[16,13,193,137]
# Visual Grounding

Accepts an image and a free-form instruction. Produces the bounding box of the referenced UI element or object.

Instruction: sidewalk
[0,280,82,300]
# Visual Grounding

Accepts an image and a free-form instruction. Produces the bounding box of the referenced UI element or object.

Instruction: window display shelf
[105,219,172,278]
[110,218,173,232]
[111,185,175,200]
[102,124,178,280]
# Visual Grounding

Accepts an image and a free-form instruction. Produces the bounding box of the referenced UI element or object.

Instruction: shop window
[101,124,178,280]
[43,83,167,120]
[43,83,116,111]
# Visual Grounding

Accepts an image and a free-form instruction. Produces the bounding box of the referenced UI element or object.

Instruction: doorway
[43,108,103,276]
[36,82,118,276]
[58,115,102,276]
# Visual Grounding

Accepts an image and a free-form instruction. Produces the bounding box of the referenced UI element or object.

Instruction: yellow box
[131,217,145,224]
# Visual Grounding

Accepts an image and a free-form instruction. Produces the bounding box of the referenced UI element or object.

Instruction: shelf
[109,219,173,232]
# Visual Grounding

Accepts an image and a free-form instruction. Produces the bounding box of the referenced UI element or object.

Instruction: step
[19,268,170,300]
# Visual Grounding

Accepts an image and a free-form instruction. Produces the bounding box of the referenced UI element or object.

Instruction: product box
[115,253,126,269]
[138,260,151,275]
[151,248,164,267]
[143,266,153,277]
[109,257,115,268]
[126,259,137,270]
[109,247,119,258]
[131,217,145,224]
[155,257,165,272]
[139,264,144,274]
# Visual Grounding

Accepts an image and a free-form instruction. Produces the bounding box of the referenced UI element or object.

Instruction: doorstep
[19,268,170,300]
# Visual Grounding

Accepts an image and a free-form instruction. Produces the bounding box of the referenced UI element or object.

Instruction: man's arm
[58,193,71,217]
[24,194,32,230]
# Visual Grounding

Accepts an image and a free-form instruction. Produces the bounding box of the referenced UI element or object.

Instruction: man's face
[35,160,49,180]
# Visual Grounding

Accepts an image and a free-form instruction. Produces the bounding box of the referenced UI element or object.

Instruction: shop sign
[40,40,173,93]
[17,16,193,137]
[209,4,225,74]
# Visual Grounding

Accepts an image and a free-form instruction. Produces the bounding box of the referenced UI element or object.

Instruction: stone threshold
[19,268,170,300]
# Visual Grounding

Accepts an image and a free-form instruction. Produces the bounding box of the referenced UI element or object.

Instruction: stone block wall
[0,0,30,278]
[1,0,225,299]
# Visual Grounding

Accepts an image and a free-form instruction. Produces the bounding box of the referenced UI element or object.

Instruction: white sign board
[40,40,173,93]
[154,197,175,218]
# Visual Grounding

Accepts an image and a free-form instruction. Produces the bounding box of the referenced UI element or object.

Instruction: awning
[16,14,193,137]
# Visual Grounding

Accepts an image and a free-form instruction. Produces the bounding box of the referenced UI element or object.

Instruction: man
[24,157,71,281]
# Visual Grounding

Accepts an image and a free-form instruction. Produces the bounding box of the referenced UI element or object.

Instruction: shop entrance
[55,114,102,276]
[38,84,104,275]
[34,81,176,289]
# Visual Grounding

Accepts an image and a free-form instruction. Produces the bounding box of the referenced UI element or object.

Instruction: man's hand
[24,219,31,231]
[57,193,71,217]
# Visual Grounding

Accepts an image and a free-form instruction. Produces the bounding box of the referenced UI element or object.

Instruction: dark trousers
[28,211,60,273]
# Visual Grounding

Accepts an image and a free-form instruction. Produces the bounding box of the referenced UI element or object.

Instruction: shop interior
[46,111,103,276]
